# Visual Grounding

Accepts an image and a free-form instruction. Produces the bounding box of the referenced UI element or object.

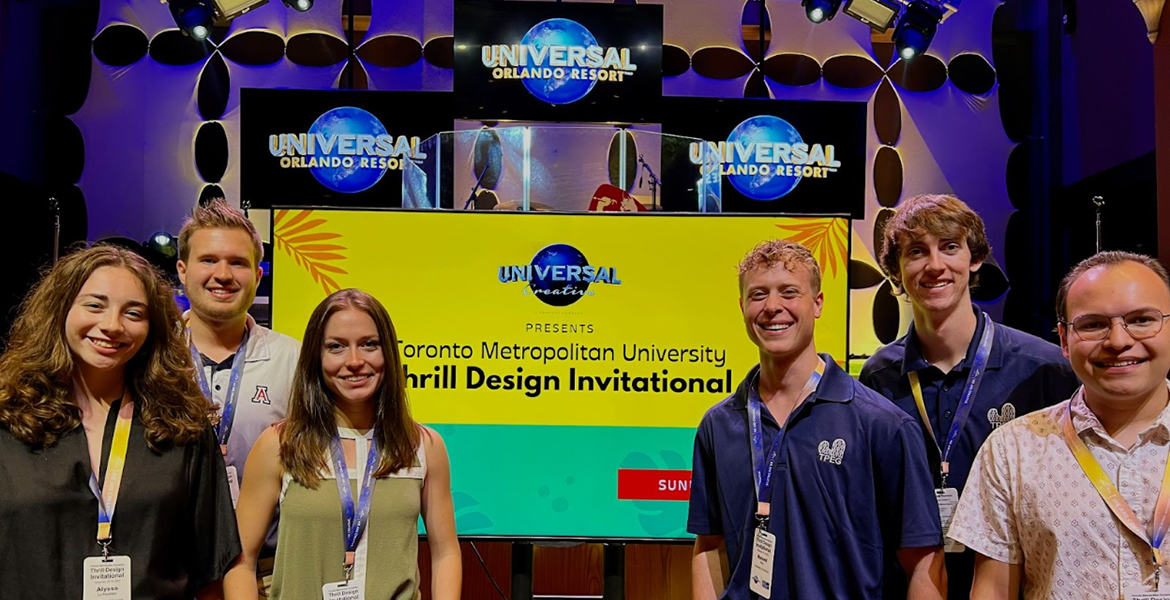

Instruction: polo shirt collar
[816,356,854,402]
[900,303,1003,376]
[183,311,272,363]
[1070,382,1170,442]
[732,353,853,410]
[1068,387,1100,436]
[242,315,273,362]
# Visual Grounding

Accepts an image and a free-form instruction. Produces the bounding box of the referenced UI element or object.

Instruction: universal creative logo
[480,18,638,105]
[689,115,842,201]
[498,244,622,306]
[267,106,427,194]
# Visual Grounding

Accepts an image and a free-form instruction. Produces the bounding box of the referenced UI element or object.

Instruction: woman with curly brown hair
[0,245,241,599]
[224,288,460,600]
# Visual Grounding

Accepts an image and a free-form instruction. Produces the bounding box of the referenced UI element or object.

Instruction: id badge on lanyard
[934,488,964,553]
[188,326,249,506]
[750,528,777,598]
[322,581,363,600]
[909,316,994,552]
[321,434,379,600]
[1125,591,1170,599]
[745,360,824,598]
[84,400,134,600]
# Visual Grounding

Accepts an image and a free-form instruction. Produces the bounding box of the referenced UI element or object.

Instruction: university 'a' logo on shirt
[817,438,846,465]
[987,402,1016,429]
[251,385,271,405]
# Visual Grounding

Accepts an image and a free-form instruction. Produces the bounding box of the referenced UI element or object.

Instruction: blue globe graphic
[726,115,805,201]
[307,107,388,194]
[520,19,599,105]
[529,244,590,306]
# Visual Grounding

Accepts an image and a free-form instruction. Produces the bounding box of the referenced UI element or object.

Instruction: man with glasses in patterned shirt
[950,251,1170,599]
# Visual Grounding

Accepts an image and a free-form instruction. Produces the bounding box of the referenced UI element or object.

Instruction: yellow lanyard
[1062,394,1170,568]
[88,399,134,554]
[908,371,937,448]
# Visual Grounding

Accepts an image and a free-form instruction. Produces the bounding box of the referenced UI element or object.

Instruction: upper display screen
[454,0,663,123]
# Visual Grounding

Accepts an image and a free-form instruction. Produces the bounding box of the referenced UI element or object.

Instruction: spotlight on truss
[282,0,314,12]
[893,0,946,60]
[165,0,314,33]
[168,0,214,40]
[802,0,843,24]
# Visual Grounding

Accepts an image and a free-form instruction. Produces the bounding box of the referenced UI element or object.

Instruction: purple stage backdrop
[71,0,1018,357]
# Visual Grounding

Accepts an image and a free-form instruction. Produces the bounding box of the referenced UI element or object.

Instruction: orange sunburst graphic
[773,219,849,279]
[274,210,349,295]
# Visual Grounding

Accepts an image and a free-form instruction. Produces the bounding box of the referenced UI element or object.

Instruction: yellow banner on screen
[271,210,850,429]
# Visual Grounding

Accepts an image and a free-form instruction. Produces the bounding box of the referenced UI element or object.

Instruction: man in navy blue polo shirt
[860,194,1078,598]
[689,239,945,600]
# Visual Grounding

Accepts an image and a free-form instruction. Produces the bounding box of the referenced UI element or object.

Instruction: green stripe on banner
[422,424,697,539]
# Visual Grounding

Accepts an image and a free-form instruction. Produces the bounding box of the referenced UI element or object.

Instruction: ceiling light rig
[164,0,315,39]
[282,0,314,12]
[801,0,843,24]
[805,0,960,59]
[168,0,214,40]
[893,1,947,60]
[844,0,901,31]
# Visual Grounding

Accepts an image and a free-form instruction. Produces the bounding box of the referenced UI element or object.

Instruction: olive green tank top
[270,427,425,600]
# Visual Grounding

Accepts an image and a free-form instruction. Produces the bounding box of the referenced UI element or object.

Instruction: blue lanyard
[908,314,995,486]
[188,326,249,451]
[330,434,379,581]
[747,360,824,517]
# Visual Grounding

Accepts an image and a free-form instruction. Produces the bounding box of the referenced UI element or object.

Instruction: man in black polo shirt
[860,194,1078,598]
[689,239,945,600]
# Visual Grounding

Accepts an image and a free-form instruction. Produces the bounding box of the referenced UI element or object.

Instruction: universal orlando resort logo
[267,106,427,194]
[480,18,638,105]
[689,115,843,201]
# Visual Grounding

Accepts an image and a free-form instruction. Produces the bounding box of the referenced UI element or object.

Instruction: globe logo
[307,107,388,194]
[726,115,805,201]
[528,244,591,306]
[520,19,599,105]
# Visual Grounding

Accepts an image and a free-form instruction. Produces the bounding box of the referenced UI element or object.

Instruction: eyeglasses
[1060,309,1170,341]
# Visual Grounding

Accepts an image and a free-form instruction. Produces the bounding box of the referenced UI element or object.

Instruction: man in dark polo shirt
[689,239,945,600]
[860,194,1078,598]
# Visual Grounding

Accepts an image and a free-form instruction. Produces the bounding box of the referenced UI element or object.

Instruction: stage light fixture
[893,0,945,60]
[146,232,178,259]
[282,0,314,12]
[802,0,842,23]
[209,0,269,20]
[168,0,214,40]
[843,0,900,31]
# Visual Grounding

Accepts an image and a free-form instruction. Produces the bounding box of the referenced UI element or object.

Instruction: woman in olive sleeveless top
[224,289,462,600]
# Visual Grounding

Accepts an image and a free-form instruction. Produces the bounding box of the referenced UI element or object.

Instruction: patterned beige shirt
[949,388,1170,600]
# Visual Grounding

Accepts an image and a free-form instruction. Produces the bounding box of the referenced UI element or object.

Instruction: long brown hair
[281,289,420,488]
[0,245,210,450]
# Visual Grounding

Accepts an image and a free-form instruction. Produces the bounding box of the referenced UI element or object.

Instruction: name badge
[226,465,240,508]
[749,527,775,599]
[83,555,131,600]
[935,488,965,553]
[323,581,364,600]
